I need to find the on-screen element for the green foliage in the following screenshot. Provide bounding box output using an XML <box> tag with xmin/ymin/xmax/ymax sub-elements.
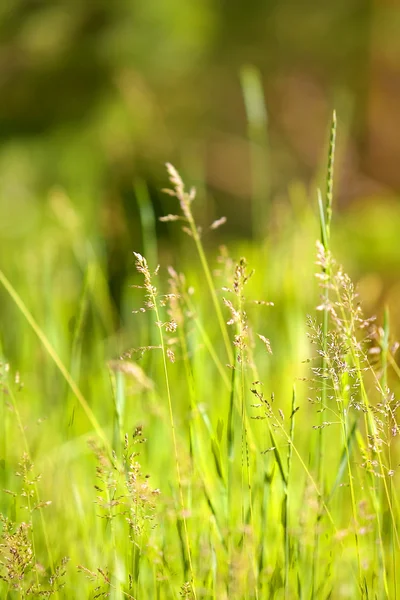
<box><xmin>1</xmin><ymin>161</ymin><xmax>400</xmax><ymax>599</ymax></box>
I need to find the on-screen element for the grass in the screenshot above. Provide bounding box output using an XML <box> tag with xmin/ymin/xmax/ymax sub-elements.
<box><xmin>1</xmin><ymin>144</ymin><xmax>400</xmax><ymax>599</ymax></box>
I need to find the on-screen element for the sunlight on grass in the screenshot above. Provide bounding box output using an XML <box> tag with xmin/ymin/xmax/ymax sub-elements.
<box><xmin>1</xmin><ymin>149</ymin><xmax>400</xmax><ymax>599</ymax></box>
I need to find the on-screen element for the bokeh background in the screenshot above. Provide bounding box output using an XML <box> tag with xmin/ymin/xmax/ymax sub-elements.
<box><xmin>1</xmin><ymin>0</ymin><xmax>400</xmax><ymax>336</ymax></box>
<box><xmin>2</xmin><ymin>4</ymin><xmax>400</xmax><ymax>595</ymax></box>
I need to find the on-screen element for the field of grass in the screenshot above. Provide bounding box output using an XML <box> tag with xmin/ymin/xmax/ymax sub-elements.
<box><xmin>1</xmin><ymin>120</ymin><xmax>400</xmax><ymax>599</ymax></box>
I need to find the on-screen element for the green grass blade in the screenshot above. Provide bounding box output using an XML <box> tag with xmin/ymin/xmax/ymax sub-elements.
<box><xmin>0</xmin><ymin>268</ymin><xmax>111</xmax><ymax>455</ymax></box>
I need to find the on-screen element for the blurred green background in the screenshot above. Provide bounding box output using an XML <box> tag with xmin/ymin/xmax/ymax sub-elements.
<box><xmin>1</xmin><ymin>5</ymin><xmax>400</xmax><ymax>595</ymax></box>
<box><xmin>1</xmin><ymin>0</ymin><xmax>400</xmax><ymax>329</ymax></box>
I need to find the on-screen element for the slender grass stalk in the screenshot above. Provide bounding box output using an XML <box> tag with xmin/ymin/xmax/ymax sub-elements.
<box><xmin>380</xmin><ymin>306</ymin><xmax>395</xmax><ymax>597</ymax></box>
<box><xmin>154</xmin><ymin>310</ymin><xmax>197</xmax><ymax>597</ymax></box>
<box><xmin>226</xmin><ymin>355</ymin><xmax>236</xmax><ymax>599</ymax></box>
<box><xmin>189</xmin><ymin>219</ymin><xmax>233</xmax><ymax>364</ymax></box>
<box><xmin>183</xmin><ymin>291</ymin><xmax>231</xmax><ymax>389</ymax></box>
<box><xmin>236</xmin><ymin>263</ymin><xmax>258</xmax><ymax>599</ymax></box>
<box><xmin>381</xmin><ymin>307</ymin><xmax>396</xmax><ymax>596</ymax></box>
<box><xmin>313</xmin><ymin>110</ymin><xmax>336</xmax><ymax>595</ymax></box>
<box><xmin>133</xmin><ymin>253</ymin><xmax>197</xmax><ymax>598</ymax></box>
<box><xmin>326</xmin><ymin>420</ymin><xmax>357</xmax><ymax>504</ymax></box>
<box><xmin>284</xmin><ymin>387</ymin><xmax>297</xmax><ymax>599</ymax></box>
<box><xmin>341</xmin><ymin>395</ymin><xmax>362</xmax><ymax>582</ymax></box>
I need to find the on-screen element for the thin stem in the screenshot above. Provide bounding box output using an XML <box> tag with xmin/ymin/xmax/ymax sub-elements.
<box><xmin>188</xmin><ymin>215</ymin><xmax>233</xmax><ymax>365</ymax></box>
<box><xmin>147</xmin><ymin>273</ymin><xmax>197</xmax><ymax>598</ymax></box>
<box><xmin>313</xmin><ymin>110</ymin><xmax>336</xmax><ymax>595</ymax></box>
<box><xmin>284</xmin><ymin>388</ymin><xmax>296</xmax><ymax>599</ymax></box>
<box><xmin>237</xmin><ymin>283</ymin><xmax>258</xmax><ymax>600</ymax></box>
<box><xmin>183</xmin><ymin>291</ymin><xmax>231</xmax><ymax>388</ymax></box>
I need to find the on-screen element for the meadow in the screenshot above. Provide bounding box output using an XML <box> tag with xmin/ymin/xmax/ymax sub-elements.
<box><xmin>1</xmin><ymin>116</ymin><xmax>400</xmax><ymax>599</ymax></box>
